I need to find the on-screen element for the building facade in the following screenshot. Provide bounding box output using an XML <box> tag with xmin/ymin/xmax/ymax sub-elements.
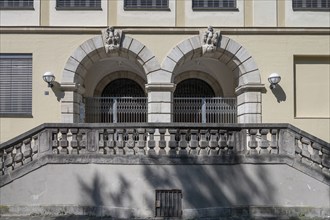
<box><xmin>0</xmin><ymin>0</ymin><xmax>330</xmax><ymax>218</ymax></box>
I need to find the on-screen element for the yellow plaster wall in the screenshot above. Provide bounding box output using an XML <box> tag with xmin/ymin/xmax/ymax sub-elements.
<box><xmin>0</xmin><ymin>33</ymin><xmax>329</xmax><ymax>143</ymax></box>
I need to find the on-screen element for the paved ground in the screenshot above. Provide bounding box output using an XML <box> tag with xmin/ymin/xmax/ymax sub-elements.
<box><xmin>0</xmin><ymin>216</ymin><xmax>329</xmax><ymax>220</ymax></box>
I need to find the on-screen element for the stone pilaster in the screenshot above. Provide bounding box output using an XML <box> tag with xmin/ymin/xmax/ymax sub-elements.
<box><xmin>235</xmin><ymin>83</ymin><xmax>265</xmax><ymax>123</ymax></box>
<box><xmin>146</xmin><ymin>83</ymin><xmax>176</xmax><ymax>123</ymax></box>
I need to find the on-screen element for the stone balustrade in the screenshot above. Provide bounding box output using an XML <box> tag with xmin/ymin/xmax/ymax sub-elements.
<box><xmin>0</xmin><ymin>123</ymin><xmax>329</xmax><ymax>186</ymax></box>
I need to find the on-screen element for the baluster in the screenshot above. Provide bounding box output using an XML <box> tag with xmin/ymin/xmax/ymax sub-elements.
<box><xmin>178</xmin><ymin>130</ymin><xmax>188</xmax><ymax>156</ymax></box>
<box><xmin>248</xmin><ymin>129</ymin><xmax>258</xmax><ymax>155</ymax></box>
<box><xmin>300</xmin><ymin>137</ymin><xmax>311</xmax><ymax>159</ymax></box>
<box><xmin>158</xmin><ymin>129</ymin><xmax>167</xmax><ymax>155</ymax></box>
<box><xmin>23</xmin><ymin>138</ymin><xmax>32</xmax><ymax>163</ymax></box>
<box><xmin>0</xmin><ymin>150</ymin><xmax>4</xmax><ymax>175</ymax></box>
<box><xmin>168</xmin><ymin>129</ymin><xmax>178</xmax><ymax>156</ymax></box>
<box><xmin>4</xmin><ymin>147</ymin><xmax>14</xmax><ymax>173</ymax></box>
<box><xmin>311</xmin><ymin>142</ymin><xmax>322</xmax><ymax>166</ymax></box>
<box><xmin>147</xmin><ymin>129</ymin><xmax>156</xmax><ymax>155</ymax></box>
<box><xmin>79</xmin><ymin>129</ymin><xmax>87</xmax><ymax>154</ymax></box>
<box><xmin>98</xmin><ymin>129</ymin><xmax>105</xmax><ymax>154</ymax></box>
<box><xmin>106</xmin><ymin>129</ymin><xmax>115</xmax><ymax>155</ymax></box>
<box><xmin>52</xmin><ymin>129</ymin><xmax>59</xmax><ymax>154</ymax></box>
<box><xmin>70</xmin><ymin>128</ymin><xmax>79</xmax><ymax>154</ymax></box>
<box><xmin>227</xmin><ymin>131</ymin><xmax>235</xmax><ymax>155</ymax></box>
<box><xmin>60</xmin><ymin>129</ymin><xmax>69</xmax><ymax>154</ymax></box>
<box><xmin>259</xmin><ymin>129</ymin><xmax>270</xmax><ymax>154</ymax></box>
<box><xmin>14</xmin><ymin>143</ymin><xmax>23</xmax><ymax>168</ymax></box>
<box><xmin>321</xmin><ymin>146</ymin><xmax>330</xmax><ymax>170</ymax></box>
<box><xmin>125</xmin><ymin>129</ymin><xmax>135</xmax><ymax>155</ymax></box>
<box><xmin>189</xmin><ymin>129</ymin><xmax>199</xmax><ymax>156</ymax></box>
<box><xmin>218</xmin><ymin>130</ymin><xmax>227</xmax><ymax>155</ymax></box>
<box><xmin>32</xmin><ymin>135</ymin><xmax>39</xmax><ymax>159</ymax></box>
<box><xmin>209</xmin><ymin>130</ymin><xmax>219</xmax><ymax>156</ymax></box>
<box><xmin>116</xmin><ymin>129</ymin><xmax>125</xmax><ymax>155</ymax></box>
<box><xmin>199</xmin><ymin>129</ymin><xmax>208</xmax><ymax>156</ymax></box>
<box><xmin>270</xmin><ymin>129</ymin><xmax>278</xmax><ymax>154</ymax></box>
<box><xmin>137</xmin><ymin>128</ymin><xmax>146</xmax><ymax>155</ymax></box>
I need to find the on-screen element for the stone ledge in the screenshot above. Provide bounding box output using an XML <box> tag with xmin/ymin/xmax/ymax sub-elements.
<box><xmin>2</xmin><ymin>153</ymin><xmax>330</xmax><ymax>187</ymax></box>
<box><xmin>1</xmin><ymin>205</ymin><xmax>329</xmax><ymax>219</ymax></box>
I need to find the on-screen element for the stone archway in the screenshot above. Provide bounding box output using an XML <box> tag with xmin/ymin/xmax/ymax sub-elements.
<box><xmin>60</xmin><ymin>28</ymin><xmax>160</xmax><ymax>123</ymax></box>
<box><xmin>159</xmin><ymin>29</ymin><xmax>265</xmax><ymax>123</ymax></box>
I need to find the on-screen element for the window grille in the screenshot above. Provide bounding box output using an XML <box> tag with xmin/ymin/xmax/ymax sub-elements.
<box><xmin>293</xmin><ymin>0</ymin><xmax>330</xmax><ymax>9</ymax></box>
<box><xmin>124</xmin><ymin>0</ymin><xmax>169</xmax><ymax>9</ymax></box>
<box><xmin>155</xmin><ymin>190</ymin><xmax>182</xmax><ymax>217</ymax></box>
<box><xmin>192</xmin><ymin>0</ymin><xmax>237</xmax><ymax>10</ymax></box>
<box><xmin>0</xmin><ymin>0</ymin><xmax>33</xmax><ymax>9</ymax></box>
<box><xmin>0</xmin><ymin>54</ymin><xmax>32</xmax><ymax>117</ymax></box>
<box><xmin>56</xmin><ymin>0</ymin><xmax>101</xmax><ymax>10</ymax></box>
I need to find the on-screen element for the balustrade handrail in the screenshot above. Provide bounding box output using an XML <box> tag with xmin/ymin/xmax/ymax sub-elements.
<box><xmin>0</xmin><ymin>123</ymin><xmax>329</xmax><ymax>186</ymax></box>
<box><xmin>0</xmin><ymin>123</ymin><xmax>329</xmax><ymax>149</ymax></box>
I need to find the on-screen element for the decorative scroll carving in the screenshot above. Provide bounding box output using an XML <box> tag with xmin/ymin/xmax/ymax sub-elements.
<box><xmin>202</xmin><ymin>26</ymin><xmax>220</xmax><ymax>54</ymax></box>
<box><xmin>102</xmin><ymin>26</ymin><xmax>121</xmax><ymax>53</ymax></box>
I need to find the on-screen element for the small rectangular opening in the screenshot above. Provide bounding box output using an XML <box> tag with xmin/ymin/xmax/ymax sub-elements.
<box><xmin>155</xmin><ymin>189</ymin><xmax>182</xmax><ymax>217</ymax></box>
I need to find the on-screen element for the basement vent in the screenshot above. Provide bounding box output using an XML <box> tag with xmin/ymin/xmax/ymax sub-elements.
<box><xmin>155</xmin><ymin>189</ymin><xmax>182</xmax><ymax>217</ymax></box>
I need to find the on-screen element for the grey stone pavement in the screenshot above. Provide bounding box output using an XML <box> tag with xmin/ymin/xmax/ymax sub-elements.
<box><xmin>0</xmin><ymin>216</ymin><xmax>329</xmax><ymax>220</ymax></box>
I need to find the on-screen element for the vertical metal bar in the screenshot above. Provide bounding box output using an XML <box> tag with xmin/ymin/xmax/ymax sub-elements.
<box><xmin>113</xmin><ymin>98</ymin><xmax>117</xmax><ymax>123</ymax></box>
<box><xmin>202</xmin><ymin>98</ymin><xmax>206</xmax><ymax>123</ymax></box>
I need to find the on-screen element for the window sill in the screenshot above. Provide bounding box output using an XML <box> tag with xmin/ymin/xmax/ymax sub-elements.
<box><xmin>0</xmin><ymin>113</ymin><xmax>33</xmax><ymax>118</ymax></box>
<box><xmin>0</xmin><ymin>7</ymin><xmax>34</xmax><ymax>10</ymax></box>
<box><xmin>192</xmin><ymin>7</ymin><xmax>239</xmax><ymax>11</ymax></box>
<box><xmin>124</xmin><ymin>7</ymin><xmax>171</xmax><ymax>11</ymax></box>
<box><xmin>55</xmin><ymin>7</ymin><xmax>102</xmax><ymax>11</ymax></box>
<box><xmin>292</xmin><ymin>8</ymin><xmax>330</xmax><ymax>11</ymax></box>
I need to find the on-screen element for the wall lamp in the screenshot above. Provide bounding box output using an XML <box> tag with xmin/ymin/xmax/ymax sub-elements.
<box><xmin>43</xmin><ymin>72</ymin><xmax>55</xmax><ymax>88</ymax></box>
<box><xmin>268</xmin><ymin>73</ymin><xmax>281</xmax><ymax>89</ymax></box>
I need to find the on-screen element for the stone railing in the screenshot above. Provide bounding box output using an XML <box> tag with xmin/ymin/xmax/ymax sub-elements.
<box><xmin>0</xmin><ymin>123</ymin><xmax>329</xmax><ymax>186</ymax></box>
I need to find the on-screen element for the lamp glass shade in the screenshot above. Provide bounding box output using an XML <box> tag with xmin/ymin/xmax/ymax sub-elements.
<box><xmin>268</xmin><ymin>73</ymin><xmax>281</xmax><ymax>85</ymax></box>
<box><xmin>43</xmin><ymin>72</ymin><xmax>55</xmax><ymax>83</ymax></box>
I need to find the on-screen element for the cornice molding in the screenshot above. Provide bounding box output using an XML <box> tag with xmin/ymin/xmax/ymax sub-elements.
<box><xmin>0</xmin><ymin>26</ymin><xmax>329</xmax><ymax>35</ymax></box>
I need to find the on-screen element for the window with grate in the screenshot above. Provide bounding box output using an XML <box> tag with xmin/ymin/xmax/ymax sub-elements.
<box><xmin>56</xmin><ymin>0</ymin><xmax>101</xmax><ymax>10</ymax></box>
<box><xmin>192</xmin><ymin>0</ymin><xmax>237</xmax><ymax>10</ymax></box>
<box><xmin>124</xmin><ymin>0</ymin><xmax>169</xmax><ymax>10</ymax></box>
<box><xmin>292</xmin><ymin>0</ymin><xmax>330</xmax><ymax>10</ymax></box>
<box><xmin>0</xmin><ymin>54</ymin><xmax>32</xmax><ymax>117</ymax></box>
<box><xmin>155</xmin><ymin>190</ymin><xmax>182</xmax><ymax>217</ymax></box>
<box><xmin>0</xmin><ymin>0</ymin><xmax>33</xmax><ymax>10</ymax></box>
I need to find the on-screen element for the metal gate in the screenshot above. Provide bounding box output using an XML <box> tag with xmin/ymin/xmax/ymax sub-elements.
<box><xmin>173</xmin><ymin>97</ymin><xmax>237</xmax><ymax>123</ymax></box>
<box><xmin>85</xmin><ymin>97</ymin><xmax>147</xmax><ymax>123</ymax></box>
<box><xmin>155</xmin><ymin>189</ymin><xmax>182</xmax><ymax>217</ymax></box>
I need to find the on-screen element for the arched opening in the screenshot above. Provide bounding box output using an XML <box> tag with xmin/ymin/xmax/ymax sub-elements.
<box><xmin>161</xmin><ymin>33</ymin><xmax>265</xmax><ymax>123</ymax></box>
<box><xmin>173</xmin><ymin>78</ymin><xmax>236</xmax><ymax>123</ymax></box>
<box><xmin>85</xmin><ymin>78</ymin><xmax>147</xmax><ymax>123</ymax></box>
<box><xmin>101</xmin><ymin>78</ymin><xmax>145</xmax><ymax>97</ymax></box>
<box><xmin>174</xmin><ymin>79</ymin><xmax>215</xmax><ymax>98</ymax></box>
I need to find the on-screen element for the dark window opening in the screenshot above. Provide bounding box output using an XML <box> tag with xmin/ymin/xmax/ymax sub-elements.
<box><xmin>56</xmin><ymin>0</ymin><xmax>101</xmax><ymax>10</ymax></box>
<box><xmin>101</xmin><ymin>78</ymin><xmax>145</xmax><ymax>97</ymax></box>
<box><xmin>174</xmin><ymin>78</ymin><xmax>215</xmax><ymax>98</ymax></box>
<box><xmin>0</xmin><ymin>0</ymin><xmax>33</xmax><ymax>10</ymax></box>
<box><xmin>292</xmin><ymin>0</ymin><xmax>330</xmax><ymax>10</ymax></box>
<box><xmin>192</xmin><ymin>0</ymin><xmax>237</xmax><ymax>10</ymax></box>
<box><xmin>124</xmin><ymin>0</ymin><xmax>169</xmax><ymax>10</ymax></box>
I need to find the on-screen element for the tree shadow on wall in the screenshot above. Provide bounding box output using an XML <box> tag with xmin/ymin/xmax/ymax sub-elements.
<box><xmin>142</xmin><ymin>156</ymin><xmax>278</xmax><ymax>219</ymax></box>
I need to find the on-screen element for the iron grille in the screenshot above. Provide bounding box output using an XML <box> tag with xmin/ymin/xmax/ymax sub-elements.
<box><xmin>155</xmin><ymin>189</ymin><xmax>182</xmax><ymax>217</ymax></box>
<box><xmin>292</xmin><ymin>0</ymin><xmax>330</xmax><ymax>9</ymax></box>
<box><xmin>56</xmin><ymin>0</ymin><xmax>101</xmax><ymax>9</ymax></box>
<box><xmin>173</xmin><ymin>97</ymin><xmax>237</xmax><ymax>123</ymax></box>
<box><xmin>124</xmin><ymin>0</ymin><xmax>169</xmax><ymax>9</ymax></box>
<box><xmin>85</xmin><ymin>97</ymin><xmax>147</xmax><ymax>123</ymax></box>
<box><xmin>192</xmin><ymin>0</ymin><xmax>236</xmax><ymax>9</ymax></box>
<box><xmin>0</xmin><ymin>0</ymin><xmax>33</xmax><ymax>9</ymax></box>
